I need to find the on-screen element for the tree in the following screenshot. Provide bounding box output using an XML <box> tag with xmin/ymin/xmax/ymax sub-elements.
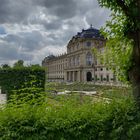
<box><xmin>97</xmin><ymin>0</ymin><xmax>140</xmax><ymax>105</ymax></box>
<box><xmin>1</xmin><ymin>64</ymin><xmax>10</xmax><ymax>69</ymax></box>
<box><xmin>13</xmin><ymin>60</ymin><xmax>24</xmax><ymax>68</ymax></box>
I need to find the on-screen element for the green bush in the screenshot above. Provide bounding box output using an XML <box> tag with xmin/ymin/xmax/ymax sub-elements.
<box><xmin>10</xmin><ymin>88</ymin><xmax>45</xmax><ymax>105</ymax></box>
<box><xmin>0</xmin><ymin>94</ymin><xmax>140</xmax><ymax>140</ymax></box>
<box><xmin>0</xmin><ymin>67</ymin><xmax>45</xmax><ymax>99</ymax></box>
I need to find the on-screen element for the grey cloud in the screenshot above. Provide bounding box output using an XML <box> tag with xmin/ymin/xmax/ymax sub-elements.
<box><xmin>0</xmin><ymin>26</ymin><xmax>6</xmax><ymax>34</ymax></box>
<box><xmin>18</xmin><ymin>31</ymin><xmax>44</xmax><ymax>51</ymax></box>
<box><xmin>43</xmin><ymin>21</ymin><xmax>62</xmax><ymax>31</ymax></box>
<box><xmin>0</xmin><ymin>30</ymin><xmax>45</xmax><ymax>62</ymax></box>
<box><xmin>0</xmin><ymin>42</ymin><xmax>19</xmax><ymax>60</ymax></box>
<box><xmin>35</xmin><ymin>0</ymin><xmax>78</xmax><ymax>19</ymax></box>
<box><xmin>0</xmin><ymin>41</ymin><xmax>33</xmax><ymax>61</ymax></box>
<box><xmin>0</xmin><ymin>0</ymin><xmax>35</xmax><ymax>23</ymax></box>
<box><xmin>0</xmin><ymin>0</ymin><xmax>110</xmax><ymax>27</ymax></box>
<box><xmin>29</xmin><ymin>17</ymin><xmax>63</xmax><ymax>31</ymax></box>
<box><xmin>3</xmin><ymin>34</ymin><xmax>21</xmax><ymax>43</ymax></box>
<box><xmin>85</xmin><ymin>9</ymin><xmax>110</xmax><ymax>28</ymax></box>
<box><xmin>0</xmin><ymin>0</ymin><xmax>78</xmax><ymax>24</ymax></box>
<box><xmin>2</xmin><ymin>31</ymin><xmax>44</xmax><ymax>51</ymax></box>
<box><xmin>31</xmin><ymin>0</ymin><xmax>109</xmax><ymax>30</ymax></box>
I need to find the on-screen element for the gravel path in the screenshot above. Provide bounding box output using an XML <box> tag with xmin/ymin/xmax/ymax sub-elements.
<box><xmin>57</xmin><ymin>90</ymin><xmax>97</xmax><ymax>95</ymax></box>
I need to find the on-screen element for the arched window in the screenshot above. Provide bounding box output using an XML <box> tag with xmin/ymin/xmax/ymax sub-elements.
<box><xmin>77</xmin><ymin>56</ymin><xmax>80</xmax><ymax>65</ymax></box>
<box><xmin>73</xmin><ymin>57</ymin><xmax>75</xmax><ymax>66</ymax></box>
<box><xmin>69</xmin><ymin>58</ymin><xmax>72</xmax><ymax>66</ymax></box>
<box><xmin>77</xmin><ymin>43</ymin><xmax>79</xmax><ymax>50</ymax></box>
<box><xmin>75</xmin><ymin>56</ymin><xmax>80</xmax><ymax>65</ymax></box>
<box><xmin>86</xmin><ymin>52</ymin><xmax>92</xmax><ymax>65</ymax></box>
<box><xmin>72</xmin><ymin>46</ymin><xmax>74</xmax><ymax>52</ymax></box>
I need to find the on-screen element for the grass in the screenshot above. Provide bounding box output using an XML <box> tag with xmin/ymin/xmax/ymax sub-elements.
<box><xmin>45</xmin><ymin>82</ymin><xmax>132</xmax><ymax>100</ymax></box>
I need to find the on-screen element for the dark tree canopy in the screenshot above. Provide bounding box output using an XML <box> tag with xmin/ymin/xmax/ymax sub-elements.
<box><xmin>13</xmin><ymin>60</ymin><xmax>24</xmax><ymax>68</ymax></box>
<box><xmin>1</xmin><ymin>64</ymin><xmax>10</xmax><ymax>69</ymax></box>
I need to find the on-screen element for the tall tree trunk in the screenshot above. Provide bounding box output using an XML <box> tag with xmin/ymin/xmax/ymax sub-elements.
<box><xmin>129</xmin><ymin>30</ymin><xmax>140</xmax><ymax>107</ymax></box>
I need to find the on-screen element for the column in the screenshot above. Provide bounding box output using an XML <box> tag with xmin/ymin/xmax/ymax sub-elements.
<box><xmin>67</xmin><ymin>72</ymin><xmax>69</xmax><ymax>81</ymax></box>
<box><xmin>73</xmin><ymin>71</ymin><xmax>75</xmax><ymax>82</ymax></box>
<box><xmin>80</xmin><ymin>70</ymin><xmax>83</xmax><ymax>82</ymax></box>
<box><xmin>64</xmin><ymin>71</ymin><xmax>67</xmax><ymax>81</ymax></box>
<box><xmin>68</xmin><ymin>72</ymin><xmax>71</xmax><ymax>81</ymax></box>
<box><xmin>70</xmin><ymin>71</ymin><xmax>73</xmax><ymax>82</ymax></box>
<box><xmin>77</xmin><ymin>71</ymin><xmax>80</xmax><ymax>82</ymax></box>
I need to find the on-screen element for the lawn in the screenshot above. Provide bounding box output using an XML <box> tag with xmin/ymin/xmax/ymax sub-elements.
<box><xmin>45</xmin><ymin>82</ymin><xmax>132</xmax><ymax>100</ymax></box>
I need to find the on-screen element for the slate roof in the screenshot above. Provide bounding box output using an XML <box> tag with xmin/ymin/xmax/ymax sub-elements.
<box><xmin>45</xmin><ymin>55</ymin><xmax>56</xmax><ymax>60</ymax></box>
<box><xmin>74</xmin><ymin>25</ymin><xmax>104</xmax><ymax>39</ymax></box>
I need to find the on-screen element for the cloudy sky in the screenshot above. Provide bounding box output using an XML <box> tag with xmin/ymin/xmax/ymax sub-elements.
<box><xmin>0</xmin><ymin>0</ymin><xmax>110</xmax><ymax>66</ymax></box>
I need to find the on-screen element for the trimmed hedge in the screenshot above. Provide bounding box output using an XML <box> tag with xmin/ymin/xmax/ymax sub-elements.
<box><xmin>0</xmin><ymin>95</ymin><xmax>140</xmax><ymax>140</ymax></box>
<box><xmin>0</xmin><ymin>67</ymin><xmax>45</xmax><ymax>99</ymax></box>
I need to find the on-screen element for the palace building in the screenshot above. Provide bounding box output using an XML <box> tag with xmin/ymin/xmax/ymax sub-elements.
<box><xmin>42</xmin><ymin>25</ymin><xmax>116</xmax><ymax>83</ymax></box>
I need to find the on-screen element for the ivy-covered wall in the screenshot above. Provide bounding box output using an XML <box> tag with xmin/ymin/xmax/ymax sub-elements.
<box><xmin>0</xmin><ymin>67</ymin><xmax>45</xmax><ymax>99</ymax></box>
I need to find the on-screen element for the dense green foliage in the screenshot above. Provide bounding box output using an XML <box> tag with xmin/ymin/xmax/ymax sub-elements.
<box><xmin>97</xmin><ymin>0</ymin><xmax>140</xmax><ymax>81</ymax></box>
<box><xmin>94</xmin><ymin>11</ymin><xmax>133</xmax><ymax>81</ymax></box>
<box><xmin>97</xmin><ymin>0</ymin><xmax>140</xmax><ymax>105</ymax></box>
<box><xmin>98</xmin><ymin>0</ymin><xmax>140</xmax><ymax>33</ymax></box>
<box><xmin>0</xmin><ymin>66</ymin><xmax>45</xmax><ymax>99</ymax></box>
<box><xmin>0</xmin><ymin>93</ymin><xmax>140</xmax><ymax>140</ymax></box>
<box><xmin>98</xmin><ymin>13</ymin><xmax>133</xmax><ymax>81</ymax></box>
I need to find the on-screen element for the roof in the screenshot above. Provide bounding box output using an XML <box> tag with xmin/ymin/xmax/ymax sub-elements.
<box><xmin>45</xmin><ymin>55</ymin><xmax>56</xmax><ymax>60</ymax></box>
<box><xmin>74</xmin><ymin>25</ymin><xmax>104</xmax><ymax>39</ymax></box>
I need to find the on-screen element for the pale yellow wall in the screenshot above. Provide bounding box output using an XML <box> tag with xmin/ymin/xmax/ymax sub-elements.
<box><xmin>44</xmin><ymin>36</ymin><xmax>116</xmax><ymax>83</ymax></box>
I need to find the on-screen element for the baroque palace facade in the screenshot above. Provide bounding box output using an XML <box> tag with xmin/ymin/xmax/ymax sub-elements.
<box><xmin>42</xmin><ymin>26</ymin><xmax>116</xmax><ymax>83</ymax></box>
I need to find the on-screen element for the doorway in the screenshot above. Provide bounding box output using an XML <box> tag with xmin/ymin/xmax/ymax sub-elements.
<box><xmin>87</xmin><ymin>72</ymin><xmax>92</xmax><ymax>81</ymax></box>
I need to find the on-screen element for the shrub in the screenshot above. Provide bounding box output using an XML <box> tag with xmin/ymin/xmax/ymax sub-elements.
<box><xmin>0</xmin><ymin>67</ymin><xmax>45</xmax><ymax>99</ymax></box>
<box><xmin>0</xmin><ymin>94</ymin><xmax>140</xmax><ymax>140</ymax></box>
<box><xmin>9</xmin><ymin>87</ymin><xmax>45</xmax><ymax>105</ymax></box>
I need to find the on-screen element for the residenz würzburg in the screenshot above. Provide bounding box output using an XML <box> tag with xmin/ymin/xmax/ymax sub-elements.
<box><xmin>42</xmin><ymin>25</ymin><xmax>117</xmax><ymax>84</ymax></box>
